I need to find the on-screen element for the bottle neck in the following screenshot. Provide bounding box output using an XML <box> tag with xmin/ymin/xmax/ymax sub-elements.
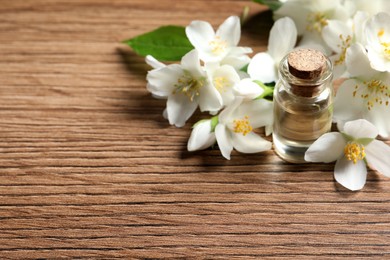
<box><xmin>278</xmin><ymin>54</ymin><xmax>333</xmax><ymax>98</ymax></box>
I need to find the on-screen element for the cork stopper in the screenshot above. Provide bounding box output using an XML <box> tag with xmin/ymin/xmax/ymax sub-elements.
<box><xmin>287</xmin><ymin>48</ymin><xmax>326</xmax><ymax>97</ymax></box>
<box><xmin>288</xmin><ymin>48</ymin><xmax>326</xmax><ymax>80</ymax></box>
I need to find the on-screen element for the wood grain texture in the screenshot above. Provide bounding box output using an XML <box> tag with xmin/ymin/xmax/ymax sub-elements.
<box><xmin>0</xmin><ymin>0</ymin><xmax>389</xmax><ymax>259</ymax></box>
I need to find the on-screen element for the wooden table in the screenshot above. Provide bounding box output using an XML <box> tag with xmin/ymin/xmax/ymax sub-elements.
<box><xmin>1</xmin><ymin>0</ymin><xmax>389</xmax><ymax>258</ymax></box>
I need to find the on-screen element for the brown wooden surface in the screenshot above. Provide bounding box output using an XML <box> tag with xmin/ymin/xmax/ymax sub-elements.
<box><xmin>0</xmin><ymin>0</ymin><xmax>389</xmax><ymax>259</ymax></box>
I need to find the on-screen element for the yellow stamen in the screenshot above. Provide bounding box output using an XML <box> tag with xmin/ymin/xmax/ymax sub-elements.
<box><xmin>213</xmin><ymin>77</ymin><xmax>229</xmax><ymax>92</ymax></box>
<box><xmin>378</xmin><ymin>29</ymin><xmax>385</xmax><ymax>37</ymax></box>
<box><xmin>344</xmin><ymin>142</ymin><xmax>366</xmax><ymax>164</ymax></box>
<box><xmin>335</xmin><ymin>34</ymin><xmax>352</xmax><ymax>65</ymax></box>
<box><xmin>306</xmin><ymin>12</ymin><xmax>328</xmax><ymax>33</ymax></box>
<box><xmin>353</xmin><ymin>80</ymin><xmax>390</xmax><ymax>110</ymax></box>
<box><xmin>209</xmin><ymin>36</ymin><xmax>227</xmax><ymax>55</ymax></box>
<box><xmin>233</xmin><ymin>116</ymin><xmax>252</xmax><ymax>136</ymax></box>
<box><xmin>173</xmin><ymin>71</ymin><xmax>205</xmax><ymax>101</ymax></box>
<box><xmin>377</xmin><ymin>29</ymin><xmax>390</xmax><ymax>59</ymax></box>
<box><xmin>381</xmin><ymin>41</ymin><xmax>390</xmax><ymax>59</ymax></box>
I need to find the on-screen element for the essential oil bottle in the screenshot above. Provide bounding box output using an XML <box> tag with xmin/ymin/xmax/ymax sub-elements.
<box><xmin>273</xmin><ymin>48</ymin><xmax>333</xmax><ymax>163</ymax></box>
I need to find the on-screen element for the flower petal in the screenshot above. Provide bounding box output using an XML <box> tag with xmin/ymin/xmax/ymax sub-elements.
<box><xmin>213</xmin><ymin>64</ymin><xmax>241</xmax><ymax>84</ymax></box>
<box><xmin>334</xmin><ymin>157</ymin><xmax>367</xmax><ymax>191</ymax></box>
<box><xmin>332</xmin><ymin>0</ymin><xmax>354</xmax><ymax>20</ymax></box>
<box><xmin>333</xmin><ymin>79</ymin><xmax>364</xmax><ymax>121</ymax></box>
<box><xmin>149</xmin><ymin>88</ymin><xmax>167</xmax><ymax>100</ymax></box>
<box><xmin>298</xmin><ymin>32</ymin><xmax>331</xmax><ymax>55</ymax></box>
<box><xmin>365</xmin><ymin>12</ymin><xmax>390</xmax><ymax>50</ymax></box>
<box><xmin>265</xmin><ymin>124</ymin><xmax>273</xmax><ymax>136</ymax></box>
<box><xmin>166</xmin><ymin>94</ymin><xmax>197</xmax><ymax>127</ymax></box>
<box><xmin>186</xmin><ymin>20</ymin><xmax>215</xmax><ymax>50</ymax></box>
<box><xmin>198</xmin><ymin>83</ymin><xmax>223</xmax><ymax>112</ymax></box>
<box><xmin>322</xmin><ymin>20</ymin><xmax>351</xmax><ymax>53</ymax></box>
<box><xmin>329</xmin><ymin>54</ymin><xmax>347</xmax><ymax>79</ymax></box>
<box><xmin>222</xmin><ymin>47</ymin><xmax>252</xmax><ymax>70</ymax></box>
<box><xmin>218</xmin><ymin>97</ymin><xmax>243</xmax><ymax>124</ymax></box>
<box><xmin>365</xmin><ymin>12</ymin><xmax>390</xmax><ymax>72</ymax></box>
<box><xmin>236</xmin><ymin>99</ymin><xmax>273</xmax><ymax>128</ymax></box>
<box><xmin>268</xmin><ymin>17</ymin><xmax>297</xmax><ymax>63</ymax></box>
<box><xmin>366</xmin><ymin>47</ymin><xmax>390</xmax><ymax>72</ymax></box>
<box><xmin>145</xmin><ymin>55</ymin><xmax>165</xmax><ymax>69</ymax></box>
<box><xmin>354</xmin><ymin>0</ymin><xmax>390</xmax><ymax>16</ymax></box>
<box><xmin>365</xmin><ymin>140</ymin><xmax>390</xmax><ymax>177</ymax></box>
<box><xmin>365</xmin><ymin>102</ymin><xmax>390</xmax><ymax>138</ymax></box>
<box><xmin>216</xmin><ymin>16</ymin><xmax>240</xmax><ymax>46</ymax></box>
<box><xmin>211</xmin><ymin>64</ymin><xmax>240</xmax><ymax>106</ymax></box>
<box><xmin>304</xmin><ymin>132</ymin><xmax>346</xmax><ymax>163</ymax></box>
<box><xmin>233</xmin><ymin>78</ymin><xmax>264</xmax><ymax>100</ymax></box>
<box><xmin>215</xmin><ymin>124</ymin><xmax>233</xmax><ymax>160</ymax></box>
<box><xmin>146</xmin><ymin>64</ymin><xmax>182</xmax><ymax>97</ymax></box>
<box><xmin>187</xmin><ymin>120</ymin><xmax>216</xmax><ymax>151</ymax></box>
<box><xmin>247</xmin><ymin>52</ymin><xmax>276</xmax><ymax>83</ymax></box>
<box><xmin>163</xmin><ymin>108</ymin><xmax>168</xmax><ymax>119</ymax></box>
<box><xmin>222</xmin><ymin>54</ymin><xmax>251</xmax><ymax>71</ymax></box>
<box><xmin>343</xmin><ymin>119</ymin><xmax>378</xmax><ymax>139</ymax></box>
<box><xmin>180</xmin><ymin>50</ymin><xmax>204</xmax><ymax>78</ymax></box>
<box><xmin>353</xmin><ymin>11</ymin><xmax>369</xmax><ymax>45</ymax></box>
<box><xmin>346</xmin><ymin>43</ymin><xmax>377</xmax><ymax>79</ymax></box>
<box><xmin>231</xmin><ymin>132</ymin><xmax>272</xmax><ymax>154</ymax></box>
<box><xmin>228</xmin><ymin>46</ymin><xmax>253</xmax><ymax>56</ymax></box>
<box><xmin>273</xmin><ymin>2</ymin><xmax>308</xmax><ymax>35</ymax></box>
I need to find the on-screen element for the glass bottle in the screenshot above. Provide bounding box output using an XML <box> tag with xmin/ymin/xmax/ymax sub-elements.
<box><xmin>273</xmin><ymin>48</ymin><xmax>333</xmax><ymax>163</ymax></box>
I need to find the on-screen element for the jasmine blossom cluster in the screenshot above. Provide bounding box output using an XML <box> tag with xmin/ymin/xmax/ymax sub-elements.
<box><xmin>141</xmin><ymin>0</ymin><xmax>390</xmax><ymax>190</ymax></box>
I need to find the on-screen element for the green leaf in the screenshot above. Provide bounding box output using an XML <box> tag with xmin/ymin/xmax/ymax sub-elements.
<box><xmin>253</xmin><ymin>80</ymin><xmax>275</xmax><ymax>100</ymax></box>
<box><xmin>123</xmin><ymin>25</ymin><xmax>194</xmax><ymax>61</ymax></box>
<box><xmin>252</xmin><ymin>0</ymin><xmax>282</xmax><ymax>11</ymax></box>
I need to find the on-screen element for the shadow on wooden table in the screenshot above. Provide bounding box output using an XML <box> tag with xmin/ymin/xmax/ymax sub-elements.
<box><xmin>242</xmin><ymin>9</ymin><xmax>273</xmax><ymax>39</ymax></box>
<box><xmin>116</xmin><ymin>46</ymin><xmax>149</xmax><ymax>80</ymax></box>
<box><xmin>116</xmin><ymin>46</ymin><xmax>173</xmax><ymax>128</ymax></box>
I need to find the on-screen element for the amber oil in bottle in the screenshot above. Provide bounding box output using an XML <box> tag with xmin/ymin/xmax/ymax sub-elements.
<box><xmin>273</xmin><ymin>49</ymin><xmax>333</xmax><ymax>163</ymax></box>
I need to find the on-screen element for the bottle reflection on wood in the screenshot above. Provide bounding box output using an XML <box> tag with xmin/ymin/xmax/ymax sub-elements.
<box><xmin>273</xmin><ymin>48</ymin><xmax>334</xmax><ymax>163</ymax></box>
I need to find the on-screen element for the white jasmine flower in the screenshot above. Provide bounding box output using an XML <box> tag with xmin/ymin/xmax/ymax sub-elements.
<box><xmin>274</xmin><ymin>0</ymin><xmax>353</xmax><ymax>54</ymax></box>
<box><xmin>247</xmin><ymin>17</ymin><xmax>297</xmax><ymax>83</ymax></box>
<box><xmin>305</xmin><ymin>119</ymin><xmax>390</xmax><ymax>191</ymax></box>
<box><xmin>215</xmin><ymin>97</ymin><xmax>273</xmax><ymax>160</ymax></box>
<box><xmin>146</xmin><ymin>50</ymin><xmax>222</xmax><ymax>127</ymax></box>
<box><xmin>322</xmin><ymin>11</ymin><xmax>369</xmax><ymax>78</ymax></box>
<box><xmin>187</xmin><ymin>118</ymin><xmax>217</xmax><ymax>152</ymax></box>
<box><xmin>275</xmin><ymin>0</ymin><xmax>353</xmax><ymax>35</ymax></box>
<box><xmin>333</xmin><ymin>43</ymin><xmax>390</xmax><ymax>138</ymax></box>
<box><xmin>185</xmin><ymin>16</ymin><xmax>252</xmax><ymax>69</ymax></box>
<box><xmin>206</xmin><ymin>63</ymin><xmax>241</xmax><ymax>108</ymax></box>
<box><xmin>187</xmin><ymin>80</ymin><xmax>272</xmax><ymax>154</ymax></box>
<box><xmin>365</xmin><ymin>12</ymin><xmax>390</xmax><ymax>72</ymax></box>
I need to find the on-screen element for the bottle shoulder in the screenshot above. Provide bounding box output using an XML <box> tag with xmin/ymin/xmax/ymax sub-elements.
<box><xmin>274</xmin><ymin>82</ymin><xmax>333</xmax><ymax>114</ymax></box>
<box><xmin>274</xmin><ymin>81</ymin><xmax>333</xmax><ymax>104</ymax></box>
